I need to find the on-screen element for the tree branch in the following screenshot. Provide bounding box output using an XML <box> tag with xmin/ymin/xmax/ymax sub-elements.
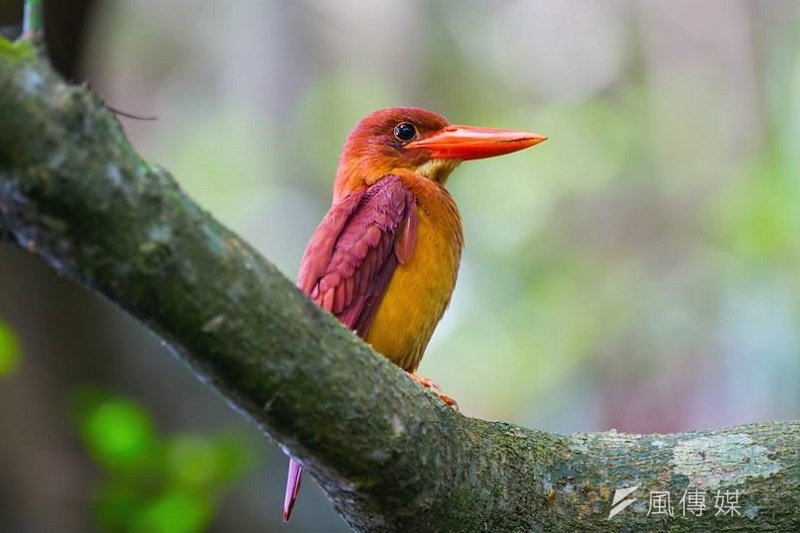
<box><xmin>0</xmin><ymin>39</ymin><xmax>797</xmax><ymax>532</ymax></box>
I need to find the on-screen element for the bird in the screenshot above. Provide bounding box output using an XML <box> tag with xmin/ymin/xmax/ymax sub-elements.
<box><xmin>283</xmin><ymin>106</ymin><xmax>546</xmax><ymax>521</ymax></box>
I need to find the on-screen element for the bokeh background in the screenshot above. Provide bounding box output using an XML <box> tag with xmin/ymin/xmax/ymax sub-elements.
<box><xmin>1</xmin><ymin>0</ymin><xmax>799</xmax><ymax>531</ymax></box>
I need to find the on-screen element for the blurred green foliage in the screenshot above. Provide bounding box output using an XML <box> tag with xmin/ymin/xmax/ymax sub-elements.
<box><xmin>73</xmin><ymin>389</ymin><xmax>256</xmax><ymax>533</ymax></box>
<box><xmin>714</xmin><ymin>157</ymin><xmax>800</xmax><ymax>266</ymax></box>
<box><xmin>0</xmin><ymin>320</ymin><xmax>20</xmax><ymax>377</ymax></box>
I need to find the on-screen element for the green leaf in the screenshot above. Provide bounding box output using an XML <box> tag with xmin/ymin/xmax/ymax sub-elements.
<box><xmin>212</xmin><ymin>431</ymin><xmax>257</xmax><ymax>483</ymax></box>
<box><xmin>92</xmin><ymin>482</ymin><xmax>143</xmax><ymax>532</ymax></box>
<box><xmin>132</xmin><ymin>489</ymin><xmax>212</xmax><ymax>533</ymax></box>
<box><xmin>166</xmin><ymin>434</ymin><xmax>219</xmax><ymax>487</ymax></box>
<box><xmin>79</xmin><ymin>397</ymin><xmax>157</xmax><ymax>471</ymax></box>
<box><xmin>166</xmin><ymin>431</ymin><xmax>257</xmax><ymax>488</ymax></box>
<box><xmin>0</xmin><ymin>37</ymin><xmax>36</xmax><ymax>61</ymax></box>
<box><xmin>0</xmin><ymin>321</ymin><xmax>20</xmax><ymax>377</ymax></box>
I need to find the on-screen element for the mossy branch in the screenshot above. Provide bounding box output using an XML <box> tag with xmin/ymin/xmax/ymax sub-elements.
<box><xmin>0</xmin><ymin>40</ymin><xmax>798</xmax><ymax>532</ymax></box>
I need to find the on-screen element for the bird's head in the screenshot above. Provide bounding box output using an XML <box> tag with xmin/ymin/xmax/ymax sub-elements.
<box><xmin>333</xmin><ymin>106</ymin><xmax>546</xmax><ymax>201</ymax></box>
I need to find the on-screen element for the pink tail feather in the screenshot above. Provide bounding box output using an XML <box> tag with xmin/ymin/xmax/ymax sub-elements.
<box><xmin>283</xmin><ymin>458</ymin><xmax>303</xmax><ymax>522</ymax></box>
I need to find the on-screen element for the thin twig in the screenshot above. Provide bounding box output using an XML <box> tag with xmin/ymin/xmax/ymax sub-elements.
<box><xmin>22</xmin><ymin>0</ymin><xmax>44</xmax><ymax>41</ymax></box>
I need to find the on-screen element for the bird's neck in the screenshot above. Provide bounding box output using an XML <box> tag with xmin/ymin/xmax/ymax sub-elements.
<box><xmin>333</xmin><ymin>154</ymin><xmax>394</xmax><ymax>202</ymax></box>
<box><xmin>397</xmin><ymin>171</ymin><xmax>464</xmax><ymax>250</ymax></box>
<box><xmin>332</xmin><ymin>157</ymin><xmax>460</xmax><ymax>204</ymax></box>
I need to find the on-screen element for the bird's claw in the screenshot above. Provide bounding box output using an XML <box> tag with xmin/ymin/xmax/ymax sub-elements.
<box><xmin>408</xmin><ymin>373</ymin><xmax>440</xmax><ymax>390</ymax></box>
<box><xmin>406</xmin><ymin>372</ymin><xmax>459</xmax><ymax>410</ymax></box>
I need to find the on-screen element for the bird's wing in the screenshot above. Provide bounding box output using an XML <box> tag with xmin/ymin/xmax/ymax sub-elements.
<box><xmin>285</xmin><ymin>176</ymin><xmax>416</xmax><ymax>523</ymax></box>
<box><xmin>297</xmin><ymin>175</ymin><xmax>417</xmax><ymax>336</ymax></box>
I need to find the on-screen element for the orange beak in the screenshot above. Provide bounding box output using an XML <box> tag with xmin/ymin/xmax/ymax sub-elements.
<box><xmin>404</xmin><ymin>125</ymin><xmax>547</xmax><ymax>161</ymax></box>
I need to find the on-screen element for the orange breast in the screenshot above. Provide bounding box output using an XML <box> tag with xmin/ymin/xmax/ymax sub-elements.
<box><xmin>364</xmin><ymin>182</ymin><xmax>462</xmax><ymax>371</ymax></box>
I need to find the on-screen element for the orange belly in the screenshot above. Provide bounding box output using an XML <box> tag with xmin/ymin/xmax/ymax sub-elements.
<box><xmin>364</xmin><ymin>205</ymin><xmax>462</xmax><ymax>371</ymax></box>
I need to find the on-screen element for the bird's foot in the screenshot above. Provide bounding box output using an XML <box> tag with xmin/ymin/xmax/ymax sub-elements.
<box><xmin>405</xmin><ymin>372</ymin><xmax>459</xmax><ymax>410</ymax></box>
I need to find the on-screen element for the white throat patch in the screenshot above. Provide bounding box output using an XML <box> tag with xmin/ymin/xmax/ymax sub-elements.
<box><xmin>415</xmin><ymin>159</ymin><xmax>460</xmax><ymax>184</ymax></box>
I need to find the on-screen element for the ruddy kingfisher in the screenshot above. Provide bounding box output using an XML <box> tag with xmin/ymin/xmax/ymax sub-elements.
<box><xmin>283</xmin><ymin>107</ymin><xmax>546</xmax><ymax>521</ymax></box>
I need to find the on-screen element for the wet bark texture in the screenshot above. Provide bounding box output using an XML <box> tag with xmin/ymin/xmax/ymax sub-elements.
<box><xmin>1</xmin><ymin>40</ymin><xmax>798</xmax><ymax>532</ymax></box>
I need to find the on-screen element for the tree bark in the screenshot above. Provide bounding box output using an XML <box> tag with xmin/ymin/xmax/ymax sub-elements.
<box><xmin>1</xmin><ymin>39</ymin><xmax>798</xmax><ymax>532</ymax></box>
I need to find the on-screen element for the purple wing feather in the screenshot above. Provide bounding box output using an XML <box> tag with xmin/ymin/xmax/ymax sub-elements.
<box><xmin>296</xmin><ymin>175</ymin><xmax>416</xmax><ymax>335</ymax></box>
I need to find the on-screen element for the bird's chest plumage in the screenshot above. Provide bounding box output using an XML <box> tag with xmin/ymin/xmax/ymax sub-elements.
<box><xmin>365</xmin><ymin>198</ymin><xmax>462</xmax><ymax>372</ymax></box>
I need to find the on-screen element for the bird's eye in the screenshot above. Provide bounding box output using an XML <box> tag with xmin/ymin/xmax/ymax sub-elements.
<box><xmin>393</xmin><ymin>122</ymin><xmax>417</xmax><ymax>142</ymax></box>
